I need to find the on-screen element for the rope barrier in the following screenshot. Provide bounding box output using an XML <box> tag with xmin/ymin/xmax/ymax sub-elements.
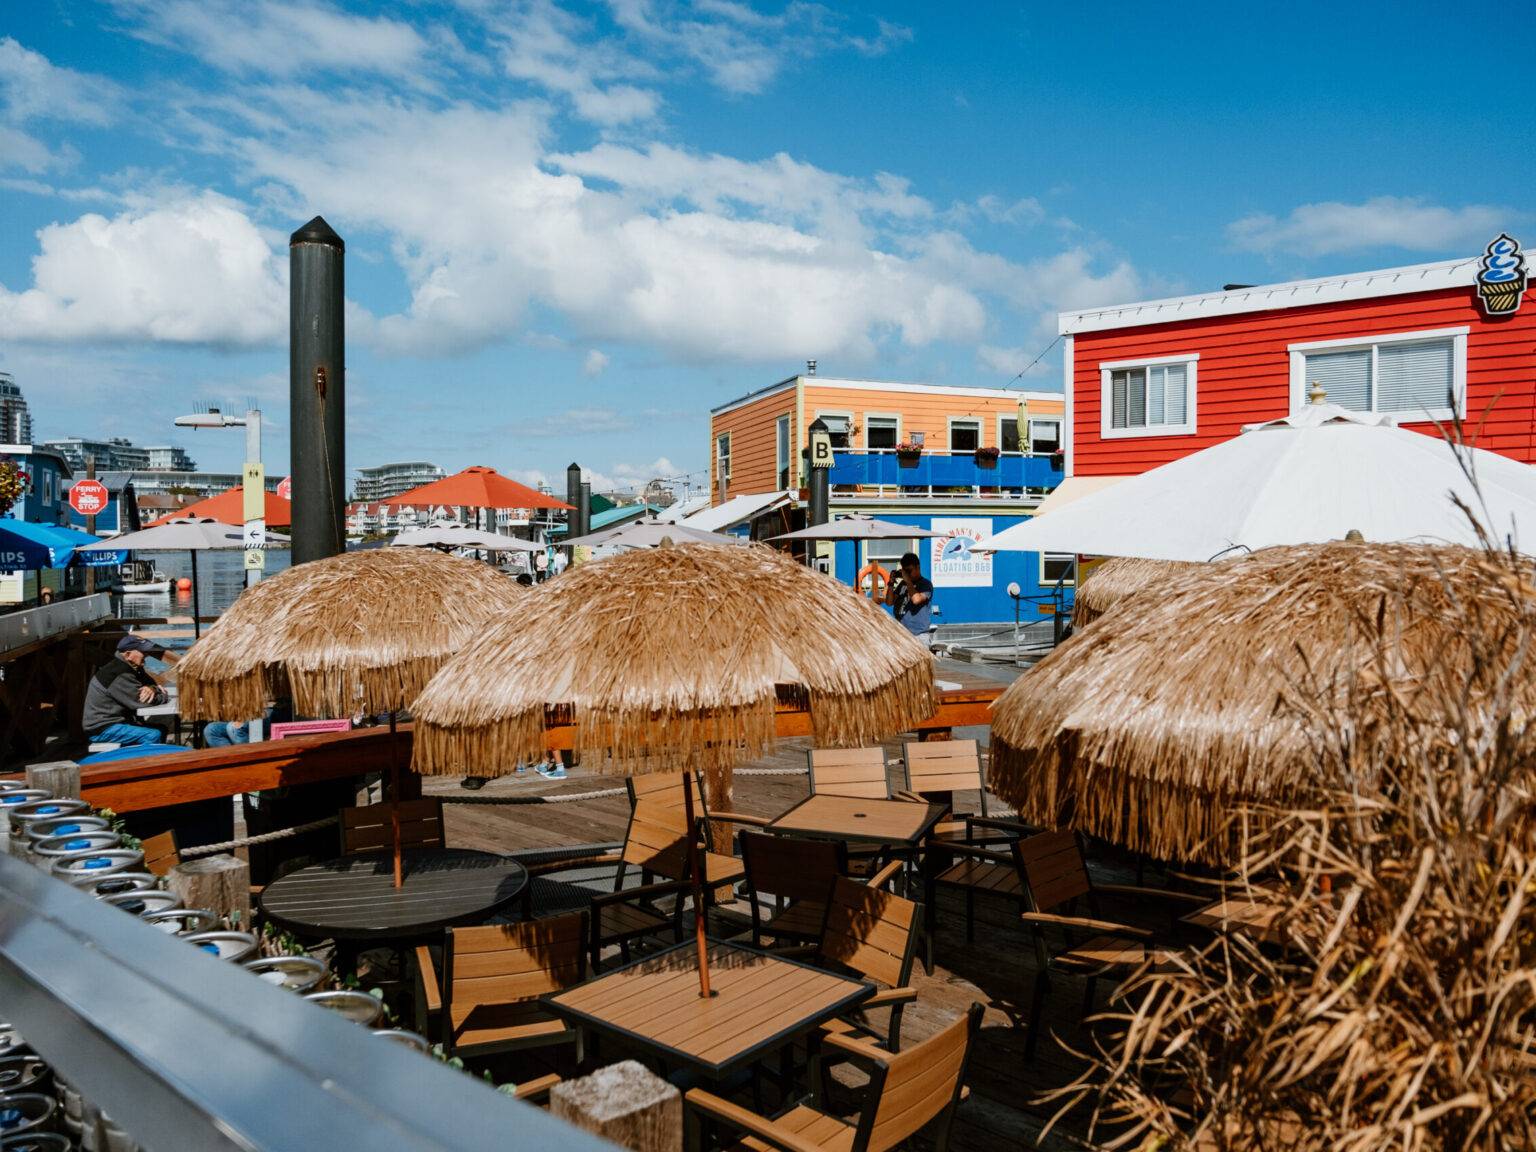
<box><xmin>179</xmin><ymin>816</ymin><xmax>339</xmax><ymax>858</ymax></box>
<box><xmin>442</xmin><ymin>788</ymin><xmax>628</xmax><ymax>805</ymax></box>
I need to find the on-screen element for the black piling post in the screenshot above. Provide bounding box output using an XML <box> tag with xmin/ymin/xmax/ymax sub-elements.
<box><xmin>565</xmin><ymin>463</ymin><xmax>582</xmax><ymax>559</ymax></box>
<box><xmin>289</xmin><ymin>216</ymin><xmax>346</xmax><ymax>565</ymax></box>
<box><xmin>579</xmin><ymin>481</ymin><xmax>592</xmax><ymax>542</ymax></box>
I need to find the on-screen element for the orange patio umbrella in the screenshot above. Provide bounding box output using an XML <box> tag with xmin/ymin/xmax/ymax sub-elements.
<box><xmin>148</xmin><ymin>488</ymin><xmax>293</xmax><ymax>529</ymax></box>
<box><xmin>389</xmin><ymin>466</ymin><xmax>572</xmax><ymax>513</ymax></box>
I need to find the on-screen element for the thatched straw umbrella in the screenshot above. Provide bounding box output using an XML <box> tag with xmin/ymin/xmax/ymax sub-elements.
<box><xmin>413</xmin><ymin>542</ymin><xmax>933</xmax><ymax>776</ymax></box>
<box><xmin>990</xmin><ymin>541</ymin><xmax>1536</xmax><ymax>865</ymax></box>
<box><xmin>176</xmin><ymin>548</ymin><xmax>525</xmax><ymax>886</ymax></box>
<box><xmin>1071</xmin><ymin>556</ymin><xmax>1201</xmax><ymax>628</ymax></box>
<box><xmin>176</xmin><ymin>548</ymin><xmax>524</xmax><ymax>721</ymax></box>
<box><xmin>412</xmin><ymin>541</ymin><xmax>934</xmax><ymax>995</ymax></box>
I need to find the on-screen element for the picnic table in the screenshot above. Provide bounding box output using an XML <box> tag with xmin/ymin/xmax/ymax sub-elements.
<box><xmin>1181</xmin><ymin>885</ymin><xmax>1286</xmax><ymax>943</ymax></box>
<box><xmin>258</xmin><ymin>848</ymin><xmax>527</xmax><ymax>943</ymax></box>
<box><xmin>544</xmin><ymin>939</ymin><xmax>872</xmax><ymax>1081</ymax></box>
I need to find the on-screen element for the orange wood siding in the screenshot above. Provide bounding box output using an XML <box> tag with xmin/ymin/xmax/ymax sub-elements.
<box><xmin>801</xmin><ymin>384</ymin><xmax>1063</xmax><ymax>451</ymax></box>
<box><xmin>710</xmin><ymin>386</ymin><xmax>795</xmax><ymax>502</ymax></box>
<box><xmin>1073</xmin><ymin>284</ymin><xmax>1536</xmax><ymax>475</ymax></box>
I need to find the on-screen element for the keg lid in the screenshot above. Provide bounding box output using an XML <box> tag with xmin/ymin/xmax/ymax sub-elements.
<box><xmin>102</xmin><ymin>889</ymin><xmax>181</xmax><ymax>917</ymax></box>
<box><xmin>372</xmin><ymin>1028</ymin><xmax>429</xmax><ymax>1052</ymax></box>
<box><xmin>141</xmin><ymin>907</ymin><xmax>215</xmax><ymax>935</ymax></box>
<box><xmin>303</xmin><ymin>990</ymin><xmax>385</xmax><ymax>1026</ymax></box>
<box><xmin>181</xmin><ymin>931</ymin><xmax>259</xmax><ymax>964</ymax></box>
<box><xmin>33</xmin><ymin>830</ymin><xmax>121</xmax><ymax>858</ymax></box>
<box><xmin>80</xmin><ymin>872</ymin><xmax>157</xmax><ymax>897</ymax></box>
<box><xmin>243</xmin><ymin>954</ymin><xmax>329</xmax><ymax>992</ymax></box>
<box><xmin>0</xmin><ymin>1055</ymin><xmax>49</xmax><ymax>1095</ymax></box>
<box><xmin>25</xmin><ymin>815</ymin><xmax>110</xmax><ymax>842</ymax></box>
<box><xmin>52</xmin><ymin>848</ymin><xmax>144</xmax><ymax>879</ymax></box>
<box><xmin>0</xmin><ymin>1133</ymin><xmax>72</xmax><ymax>1151</ymax></box>
<box><xmin>0</xmin><ymin>1094</ymin><xmax>54</xmax><ymax>1135</ymax></box>
<box><xmin>7</xmin><ymin>799</ymin><xmax>90</xmax><ymax>826</ymax></box>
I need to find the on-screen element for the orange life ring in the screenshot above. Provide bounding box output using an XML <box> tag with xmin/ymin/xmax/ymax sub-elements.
<box><xmin>858</xmin><ymin>561</ymin><xmax>888</xmax><ymax>600</ymax></box>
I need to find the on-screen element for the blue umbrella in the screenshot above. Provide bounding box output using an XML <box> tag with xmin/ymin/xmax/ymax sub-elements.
<box><xmin>0</xmin><ymin>519</ymin><xmax>126</xmax><ymax>569</ymax></box>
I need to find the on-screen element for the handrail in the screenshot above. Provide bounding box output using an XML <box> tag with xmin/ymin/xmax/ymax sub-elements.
<box><xmin>0</xmin><ymin>592</ymin><xmax>112</xmax><ymax>656</ymax></box>
<box><xmin>0</xmin><ymin>853</ymin><xmax>611</xmax><ymax>1151</ymax></box>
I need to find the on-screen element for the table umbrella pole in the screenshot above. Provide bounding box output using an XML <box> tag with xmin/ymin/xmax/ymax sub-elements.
<box><xmin>389</xmin><ymin>710</ymin><xmax>402</xmax><ymax>889</ymax></box>
<box><xmin>682</xmin><ymin>772</ymin><xmax>712</xmax><ymax>998</ymax></box>
<box><xmin>191</xmin><ymin>551</ymin><xmax>200</xmax><ymax>639</ymax></box>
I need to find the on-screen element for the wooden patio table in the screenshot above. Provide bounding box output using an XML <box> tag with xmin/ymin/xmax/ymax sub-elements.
<box><xmin>544</xmin><ymin>939</ymin><xmax>872</xmax><ymax>1081</ymax></box>
<box><xmin>1180</xmin><ymin>885</ymin><xmax>1287</xmax><ymax>944</ymax></box>
<box><xmin>763</xmin><ymin>794</ymin><xmax>948</xmax><ymax>850</ymax></box>
<box><xmin>258</xmin><ymin>848</ymin><xmax>527</xmax><ymax>942</ymax></box>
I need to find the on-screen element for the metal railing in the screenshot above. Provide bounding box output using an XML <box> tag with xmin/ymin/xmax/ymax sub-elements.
<box><xmin>0</xmin><ymin>592</ymin><xmax>112</xmax><ymax>656</ymax></box>
<box><xmin>828</xmin><ymin>449</ymin><xmax>1062</xmax><ymax>500</ymax></box>
<box><xmin>0</xmin><ymin>853</ymin><xmax>612</xmax><ymax>1151</ymax></box>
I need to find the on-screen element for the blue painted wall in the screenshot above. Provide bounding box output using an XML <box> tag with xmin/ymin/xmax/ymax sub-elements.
<box><xmin>829</xmin><ymin>511</ymin><xmax>1070</xmax><ymax>626</ymax></box>
<box><xmin>0</xmin><ymin>451</ymin><xmax>69</xmax><ymax>526</ymax></box>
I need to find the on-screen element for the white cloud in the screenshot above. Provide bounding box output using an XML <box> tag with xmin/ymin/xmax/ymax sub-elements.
<box><xmin>491</xmin><ymin>1</ymin><xmax>662</xmax><ymax>125</ymax></box>
<box><xmin>585</xmin><ymin>455</ymin><xmax>681</xmax><ymax>493</ymax></box>
<box><xmin>120</xmin><ymin>0</ymin><xmax>430</xmax><ymax>77</ymax></box>
<box><xmin>584</xmin><ymin>349</ymin><xmax>610</xmax><ymax>376</ymax></box>
<box><xmin>0</xmin><ymin>37</ymin><xmax>119</xmax><ymax>173</ymax></box>
<box><xmin>0</xmin><ymin>192</ymin><xmax>288</xmax><ymax>346</ymax></box>
<box><xmin>976</xmin><ymin>344</ymin><xmax>1053</xmax><ymax>378</ymax></box>
<box><xmin>1227</xmin><ymin>197</ymin><xmax>1517</xmax><ymax>257</ymax></box>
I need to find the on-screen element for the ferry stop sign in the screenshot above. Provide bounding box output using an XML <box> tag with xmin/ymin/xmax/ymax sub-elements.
<box><xmin>68</xmin><ymin>479</ymin><xmax>109</xmax><ymax>516</ymax></box>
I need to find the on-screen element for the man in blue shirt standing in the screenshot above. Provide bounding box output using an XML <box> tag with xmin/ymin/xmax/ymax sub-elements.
<box><xmin>885</xmin><ymin>551</ymin><xmax>934</xmax><ymax>643</ymax></box>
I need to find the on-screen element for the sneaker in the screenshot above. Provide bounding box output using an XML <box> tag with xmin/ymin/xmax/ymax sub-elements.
<box><xmin>460</xmin><ymin>775</ymin><xmax>489</xmax><ymax>791</ymax></box>
<box><xmin>536</xmin><ymin>764</ymin><xmax>567</xmax><ymax>780</ymax></box>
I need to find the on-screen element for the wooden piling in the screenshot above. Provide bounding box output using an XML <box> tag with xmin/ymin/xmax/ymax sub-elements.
<box><xmin>550</xmin><ymin>1061</ymin><xmax>681</xmax><ymax>1152</ymax></box>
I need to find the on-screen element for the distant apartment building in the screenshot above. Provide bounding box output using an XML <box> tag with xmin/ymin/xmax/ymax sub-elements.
<box><xmin>41</xmin><ymin>437</ymin><xmax>151</xmax><ymax>473</ymax></box>
<box><xmin>708</xmin><ymin>373</ymin><xmax>1067</xmax><ymax>624</ymax></box>
<box><xmin>354</xmin><ymin>461</ymin><xmax>445</xmax><ymax>502</ymax></box>
<box><xmin>144</xmin><ymin>445</ymin><xmax>197</xmax><ymax>471</ymax></box>
<box><xmin>125</xmin><ymin>470</ymin><xmax>277</xmax><ymax>501</ymax></box>
<box><xmin>0</xmin><ymin>374</ymin><xmax>32</xmax><ymax>445</ymax></box>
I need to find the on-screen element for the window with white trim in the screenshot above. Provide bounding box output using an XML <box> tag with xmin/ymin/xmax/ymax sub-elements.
<box><xmin>999</xmin><ymin>417</ymin><xmax>1021</xmax><ymax>453</ymax></box>
<box><xmin>949</xmin><ymin>419</ymin><xmax>981</xmax><ymax>452</ymax></box>
<box><xmin>866</xmin><ymin>415</ymin><xmax>899</xmax><ymax>450</ymax></box>
<box><xmin>1028</xmin><ymin>418</ymin><xmax>1061</xmax><ymax>454</ymax></box>
<box><xmin>1290</xmin><ymin>330</ymin><xmax>1464</xmax><ymax>418</ymax></box>
<box><xmin>865</xmin><ymin>536</ymin><xmax>917</xmax><ymax>565</ymax></box>
<box><xmin>715</xmin><ymin>434</ymin><xmax>731</xmax><ymax>484</ymax></box>
<box><xmin>1041</xmin><ymin>552</ymin><xmax>1075</xmax><ymax>585</ymax></box>
<box><xmin>775</xmin><ymin>416</ymin><xmax>791</xmax><ymax>489</ymax></box>
<box><xmin>816</xmin><ymin>413</ymin><xmax>852</xmax><ymax>449</ymax></box>
<box><xmin>1101</xmin><ymin>355</ymin><xmax>1197</xmax><ymax>436</ymax></box>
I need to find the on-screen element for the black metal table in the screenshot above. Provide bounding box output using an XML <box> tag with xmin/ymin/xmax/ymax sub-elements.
<box><xmin>258</xmin><ymin>849</ymin><xmax>528</xmax><ymax>942</ymax></box>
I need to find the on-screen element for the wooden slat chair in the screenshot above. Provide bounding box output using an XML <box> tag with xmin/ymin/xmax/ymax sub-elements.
<box><xmin>807</xmin><ymin>861</ymin><xmax>922</xmax><ymax>1056</ymax></box>
<box><xmin>141</xmin><ymin>830</ymin><xmax>182</xmax><ymax>877</ymax></box>
<box><xmin>901</xmin><ymin>740</ymin><xmax>1017</xmax><ymax>846</ymax></box>
<box><xmin>686</xmin><ymin>1002</ymin><xmax>981</xmax><ymax>1152</ymax></box>
<box><xmin>807</xmin><ymin>747</ymin><xmax>903</xmax><ymax>800</ymax></box>
<box><xmin>922</xmin><ymin>814</ymin><xmax>1038</xmax><ymax>968</ymax></box>
<box><xmin>626</xmin><ymin>771</ymin><xmax>749</xmax><ymax>894</ymax></box>
<box><xmin>738</xmin><ymin>832</ymin><xmax>847</xmax><ymax>947</ymax></box>
<box><xmin>519</xmin><ymin>772</ymin><xmax>742</xmax><ymax>971</ymax></box>
<box><xmin>414</xmin><ymin>910</ymin><xmax>587</xmax><ymax>1060</ymax></box>
<box><xmin>1014</xmin><ymin>830</ymin><xmax>1203</xmax><ymax>1060</ymax></box>
<box><xmin>340</xmin><ymin>797</ymin><xmax>446</xmax><ymax>857</ymax></box>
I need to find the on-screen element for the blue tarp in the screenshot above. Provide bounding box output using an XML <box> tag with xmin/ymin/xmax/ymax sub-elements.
<box><xmin>0</xmin><ymin>519</ymin><xmax>126</xmax><ymax>570</ymax></box>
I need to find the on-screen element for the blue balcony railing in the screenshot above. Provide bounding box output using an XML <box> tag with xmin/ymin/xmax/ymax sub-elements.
<box><xmin>829</xmin><ymin>449</ymin><xmax>1062</xmax><ymax>499</ymax></box>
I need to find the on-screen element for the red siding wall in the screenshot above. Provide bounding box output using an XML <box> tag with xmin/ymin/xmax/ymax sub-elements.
<box><xmin>1072</xmin><ymin>284</ymin><xmax>1536</xmax><ymax>475</ymax></box>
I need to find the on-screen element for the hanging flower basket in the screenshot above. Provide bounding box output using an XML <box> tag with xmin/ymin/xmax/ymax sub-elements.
<box><xmin>894</xmin><ymin>441</ymin><xmax>923</xmax><ymax>466</ymax></box>
<box><xmin>974</xmin><ymin>446</ymin><xmax>1000</xmax><ymax>466</ymax></box>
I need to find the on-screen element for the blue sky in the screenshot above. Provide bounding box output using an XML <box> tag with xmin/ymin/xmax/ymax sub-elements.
<box><xmin>1</xmin><ymin>1</ymin><xmax>1529</xmax><ymax>495</ymax></box>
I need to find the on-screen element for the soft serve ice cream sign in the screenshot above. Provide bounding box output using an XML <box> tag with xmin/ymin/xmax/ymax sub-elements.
<box><xmin>930</xmin><ymin>518</ymin><xmax>992</xmax><ymax>588</ymax></box>
<box><xmin>1476</xmin><ymin>234</ymin><xmax>1526</xmax><ymax>316</ymax></box>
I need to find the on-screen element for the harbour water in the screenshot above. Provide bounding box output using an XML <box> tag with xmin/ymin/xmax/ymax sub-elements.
<box><xmin>112</xmin><ymin>550</ymin><xmax>293</xmax><ymax>632</ymax></box>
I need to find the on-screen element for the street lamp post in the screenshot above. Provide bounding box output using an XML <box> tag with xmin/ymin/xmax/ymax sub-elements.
<box><xmin>174</xmin><ymin>408</ymin><xmax>264</xmax><ymax>587</ymax></box>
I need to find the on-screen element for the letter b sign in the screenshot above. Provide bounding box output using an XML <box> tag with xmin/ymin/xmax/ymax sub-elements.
<box><xmin>809</xmin><ymin>430</ymin><xmax>834</xmax><ymax>469</ymax></box>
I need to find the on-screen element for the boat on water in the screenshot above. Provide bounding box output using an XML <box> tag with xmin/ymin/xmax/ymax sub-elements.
<box><xmin>114</xmin><ymin>559</ymin><xmax>171</xmax><ymax>594</ymax></box>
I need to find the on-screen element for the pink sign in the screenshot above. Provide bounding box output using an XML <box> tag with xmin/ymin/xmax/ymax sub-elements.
<box><xmin>270</xmin><ymin>719</ymin><xmax>353</xmax><ymax>740</ymax></box>
<box><xmin>276</xmin><ymin>475</ymin><xmax>292</xmax><ymax>500</ymax></box>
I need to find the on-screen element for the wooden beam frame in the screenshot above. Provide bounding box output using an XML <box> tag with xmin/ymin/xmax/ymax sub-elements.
<box><xmin>16</xmin><ymin>685</ymin><xmax>1002</xmax><ymax>813</ymax></box>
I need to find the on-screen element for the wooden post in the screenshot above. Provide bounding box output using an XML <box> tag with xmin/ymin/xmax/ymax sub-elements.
<box><xmin>550</xmin><ymin>1061</ymin><xmax>681</xmax><ymax>1152</ymax></box>
<box><xmin>27</xmin><ymin>760</ymin><xmax>81</xmax><ymax>798</ymax></box>
<box><xmin>167</xmin><ymin>854</ymin><xmax>251</xmax><ymax>929</ymax></box>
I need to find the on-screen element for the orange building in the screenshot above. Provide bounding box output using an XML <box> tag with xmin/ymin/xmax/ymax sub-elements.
<box><xmin>705</xmin><ymin>375</ymin><xmax>1068</xmax><ymax>626</ymax></box>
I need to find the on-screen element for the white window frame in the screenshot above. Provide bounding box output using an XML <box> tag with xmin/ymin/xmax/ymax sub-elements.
<box><xmin>1041</xmin><ymin>551</ymin><xmax>1076</xmax><ymax>586</ymax></box>
<box><xmin>864</xmin><ymin>536</ymin><xmax>917</xmax><ymax>565</ymax></box>
<box><xmin>814</xmin><ymin>410</ymin><xmax>855</xmax><ymax>450</ymax></box>
<box><xmin>996</xmin><ymin>414</ymin><xmax>1021</xmax><ymax>453</ymax></box>
<box><xmin>775</xmin><ymin>415</ymin><xmax>791</xmax><ymax>489</ymax></box>
<box><xmin>947</xmin><ymin>417</ymin><xmax>982</xmax><ymax>452</ymax></box>
<box><xmin>715</xmin><ymin>432</ymin><xmax>732</xmax><ymax>483</ymax></box>
<box><xmin>1099</xmin><ymin>353</ymin><xmax>1199</xmax><ymax>439</ymax></box>
<box><xmin>1028</xmin><ymin>417</ymin><xmax>1061</xmax><ymax>455</ymax></box>
<box><xmin>864</xmin><ymin>412</ymin><xmax>902</xmax><ymax>451</ymax></box>
<box><xmin>1287</xmin><ymin>326</ymin><xmax>1467</xmax><ymax>421</ymax></box>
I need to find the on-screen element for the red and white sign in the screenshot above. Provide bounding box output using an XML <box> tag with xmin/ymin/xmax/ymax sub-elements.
<box><xmin>276</xmin><ymin>475</ymin><xmax>292</xmax><ymax>500</ymax></box>
<box><xmin>68</xmin><ymin>479</ymin><xmax>109</xmax><ymax>516</ymax></box>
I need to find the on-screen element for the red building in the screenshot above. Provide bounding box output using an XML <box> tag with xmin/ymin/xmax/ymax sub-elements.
<box><xmin>1059</xmin><ymin>241</ymin><xmax>1534</xmax><ymax>480</ymax></box>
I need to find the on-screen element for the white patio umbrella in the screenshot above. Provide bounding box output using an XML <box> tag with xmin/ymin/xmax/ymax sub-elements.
<box><xmin>979</xmin><ymin>398</ymin><xmax>1536</xmax><ymax>561</ymax></box>
<box><xmin>389</xmin><ymin>521</ymin><xmax>541</xmax><ymax>552</ymax></box>
<box><xmin>77</xmin><ymin>517</ymin><xmax>291</xmax><ymax>638</ymax></box>
<box><xmin>770</xmin><ymin>515</ymin><xmax>941</xmax><ymax>590</ymax></box>
<box><xmin>564</xmin><ymin>517</ymin><xmax>748</xmax><ymax>549</ymax></box>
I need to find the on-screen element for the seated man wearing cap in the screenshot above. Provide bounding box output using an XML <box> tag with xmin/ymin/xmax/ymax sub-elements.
<box><xmin>83</xmin><ymin>637</ymin><xmax>171</xmax><ymax>748</ymax></box>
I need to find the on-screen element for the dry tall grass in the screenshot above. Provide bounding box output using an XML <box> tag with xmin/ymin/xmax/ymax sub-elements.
<box><xmin>1050</xmin><ymin>541</ymin><xmax>1536</xmax><ymax>1150</ymax></box>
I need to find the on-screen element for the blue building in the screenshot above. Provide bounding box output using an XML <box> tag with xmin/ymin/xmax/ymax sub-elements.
<box><xmin>0</xmin><ymin>444</ymin><xmax>72</xmax><ymax>526</ymax></box>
